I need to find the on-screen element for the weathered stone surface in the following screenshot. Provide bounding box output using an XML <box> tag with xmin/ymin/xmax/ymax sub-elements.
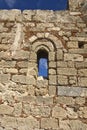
<box><xmin>55</xmin><ymin>96</ymin><xmax>75</xmax><ymax>105</ymax></box>
<box><xmin>52</xmin><ymin>105</ymin><xmax>67</xmax><ymax>119</ymax></box>
<box><xmin>58</xmin><ymin>75</ymin><xmax>68</xmax><ymax>85</ymax></box>
<box><xmin>78</xmin><ymin>69</ymin><xmax>87</xmax><ymax>76</ymax></box>
<box><xmin>17</xmin><ymin>116</ymin><xmax>39</xmax><ymax>130</ymax></box>
<box><xmin>0</xmin><ymin>104</ymin><xmax>14</xmax><ymax>114</ymax></box>
<box><xmin>0</xmin><ymin>4</ymin><xmax>87</xmax><ymax>129</ymax></box>
<box><xmin>12</xmin><ymin>50</ymin><xmax>29</xmax><ymax>60</ymax></box>
<box><xmin>64</xmin><ymin>53</ymin><xmax>83</xmax><ymax>61</ymax></box>
<box><xmin>41</xmin><ymin>118</ymin><xmax>58</xmax><ymax>129</ymax></box>
<box><xmin>12</xmin><ymin>75</ymin><xmax>26</xmax><ymax>84</ymax></box>
<box><xmin>0</xmin><ymin>74</ymin><xmax>10</xmax><ymax>83</ymax></box>
<box><xmin>58</xmin><ymin>86</ymin><xmax>87</xmax><ymax>97</ymax></box>
<box><xmin>57</xmin><ymin>68</ymin><xmax>77</xmax><ymax>76</ymax></box>
<box><xmin>78</xmin><ymin>77</ymin><xmax>87</xmax><ymax>86</ymax></box>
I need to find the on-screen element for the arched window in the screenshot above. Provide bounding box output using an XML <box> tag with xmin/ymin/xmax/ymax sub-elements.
<box><xmin>37</xmin><ymin>50</ymin><xmax>48</xmax><ymax>79</ymax></box>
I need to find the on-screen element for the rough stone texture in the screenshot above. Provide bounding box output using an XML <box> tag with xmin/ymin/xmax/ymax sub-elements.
<box><xmin>0</xmin><ymin>0</ymin><xmax>87</xmax><ymax>129</ymax></box>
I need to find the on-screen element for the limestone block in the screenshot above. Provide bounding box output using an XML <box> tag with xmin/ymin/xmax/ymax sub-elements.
<box><xmin>67</xmin><ymin>41</ymin><xmax>78</xmax><ymax>48</ymax></box>
<box><xmin>78</xmin><ymin>77</ymin><xmax>87</xmax><ymax>87</ymax></box>
<box><xmin>79</xmin><ymin>107</ymin><xmax>87</xmax><ymax>118</ymax></box>
<box><xmin>47</xmin><ymin>27</ymin><xmax>60</xmax><ymax>31</ymax></box>
<box><xmin>64</xmin><ymin>54</ymin><xmax>83</xmax><ymax>61</ymax></box>
<box><xmin>78</xmin><ymin>69</ymin><xmax>87</xmax><ymax>76</ymax></box>
<box><xmin>75</xmin><ymin>97</ymin><xmax>85</xmax><ymax>105</ymax></box>
<box><xmin>57</xmin><ymin>61</ymin><xmax>67</xmax><ymax>68</ymax></box>
<box><xmin>0</xmin><ymin>51</ymin><xmax>11</xmax><ymax>60</ymax></box>
<box><xmin>56</xmin><ymin>50</ymin><xmax>63</xmax><ymax>60</ymax></box>
<box><xmin>69</xmin><ymin>120</ymin><xmax>87</xmax><ymax>130</ymax></box>
<box><xmin>41</xmin><ymin>118</ymin><xmax>58</xmax><ymax>129</ymax></box>
<box><xmin>49</xmin><ymin>69</ymin><xmax>56</xmax><ymax>75</ymax></box>
<box><xmin>35</xmin><ymin>88</ymin><xmax>48</xmax><ymax>96</ymax></box>
<box><xmin>36</xmin><ymin>79</ymin><xmax>48</xmax><ymax>89</ymax></box>
<box><xmin>26</xmin><ymin>75</ymin><xmax>36</xmax><ymax>85</ymax></box>
<box><xmin>0</xmin><ymin>74</ymin><xmax>10</xmax><ymax>84</ymax></box>
<box><xmin>4</xmin><ymin>68</ymin><xmax>18</xmax><ymax>74</ymax></box>
<box><xmin>49</xmin><ymin>52</ymin><xmax>55</xmax><ymax>61</ymax></box>
<box><xmin>75</xmin><ymin>62</ymin><xmax>87</xmax><ymax>68</ymax></box>
<box><xmin>36</xmin><ymin>96</ymin><xmax>53</xmax><ymax>105</ymax></box>
<box><xmin>17</xmin><ymin>116</ymin><xmax>39</xmax><ymax>130</ymax></box>
<box><xmin>49</xmin><ymin>75</ymin><xmax>57</xmax><ymax>85</ymax></box>
<box><xmin>33</xmin><ymin>10</ymin><xmax>54</xmax><ymax>22</ymax></box>
<box><xmin>69</xmin><ymin>49</ymin><xmax>87</xmax><ymax>54</ymax></box>
<box><xmin>58</xmin><ymin>75</ymin><xmax>68</xmax><ymax>85</ymax></box>
<box><xmin>58</xmin><ymin>86</ymin><xmax>87</xmax><ymax>97</ymax></box>
<box><xmin>1</xmin><ymin>116</ymin><xmax>17</xmax><ymax>128</ymax></box>
<box><xmin>0</xmin><ymin>104</ymin><xmax>14</xmax><ymax>115</ymax></box>
<box><xmin>13</xmin><ymin>103</ymin><xmax>22</xmax><ymax>116</ymax></box>
<box><xmin>59</xmin><ymin>120</ymin><xmax>70</xmax><ymax>130</ymax></box>
<box><xmin>67</xmin><ymin>61</ymin><xmax>75</xmax><ymax>68</ymax></box>
<box><xmin>49</xmin><ymin>85</ymin><xmax>56</xmax><ymax>96</ymax></box>
<box><xmin>23</xmin><ymin>104</ymin><xmax>31</xmax><ymax>115</ymax></box>
<box><xmin>17</xmin><ymin>61</ymin><xmax>28</xmax><ymax>68</ymax></box>
<box><xmin>29</xmin><ymin>35</ymin><xmax>37</xmax><ymax>43</ymax></box>
<box><xmin>57</xmin><ymin>68</ymin><xmax>77</xmax><ymax>76</ymax></box>
<box><xmin>0</xmin><ymin>44</ymin><xmax>10</xmax><ymax>50</ymax></box>
<box><xmin>55</xmin><ymin>96</ymin><xmax>75</xmax><ymax>105</ymax></box>
<box><xmin>37</xmin><ymin>23</ymin><xmax>54</xmax><ymax>31</ymax></box>
<box><xmin>66</xmin><ymin>107</ymin><xmax>78</xmax><ymax>119</ymax></box>
<box><xmin>69</xmin><ymin>76</ymin><xmax>77</xmax><ymax>86</ymax></box>
<box><xmin>23</xmin><ymin>10</ymin><xmax>36</xmax><ymax>21</ymax></box>
<box><xmin>12</xmin><ymin>75</ymin><xmax>26</xmax><ymax>84</ymax></box>
<box><xmin>0</xmin><ymin>10</ymin><xmax>21</xmax><ymax>21</ymax></box>
<box><xmin>52</xmin><ymin>105</ymin><xmax>67</xmax><ymax>119</ymax></box>
<box><xmin>29</xmin><ymin>52</ymin><xmax>37</xmax><ymax>61</ymax></box>
<box><xmin>27</xmin><ymin>85</ymin><xmax>35</xmax><ymax>95</ymax></box>
<box><xmin>12</xmin><ymin>50</ymin><xmax>29</xmax><ymax>60</ymax></box>
<box><xmin>19</xmin><ymin>69</ymin><xmax>27</xmax><ymax>74</ymax></box>
<box><xmin>0</xmin><ymin>60</ymin><xmax>16</xmax><ymax>68</ymax></box>
<box><xmin>49</xmin><ymin>62</ymin><xmax>56</xmax><ymax>68</ymax></box>
<box><xmin>31</xmin><ymin>105</ymin><xmax>51</xmax><ymax>117</ymax></box>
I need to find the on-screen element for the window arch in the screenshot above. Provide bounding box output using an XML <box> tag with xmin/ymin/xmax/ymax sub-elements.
<box><xmin>37</xmin><ymin>49</ymin><xmax>48</xmax><ymax>79</ymax></box>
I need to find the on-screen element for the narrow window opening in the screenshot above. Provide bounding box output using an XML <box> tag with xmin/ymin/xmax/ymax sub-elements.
<box><xmin>37</xmin><ymin>50</ymin><xmax>48</xmax><ymax>79</ymax></box>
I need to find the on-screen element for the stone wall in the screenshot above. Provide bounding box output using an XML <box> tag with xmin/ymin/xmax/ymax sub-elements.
<box><xmin>0</xmin><ymin>0</ymin><xmax>87</xmax><ymax>130</ymax></box>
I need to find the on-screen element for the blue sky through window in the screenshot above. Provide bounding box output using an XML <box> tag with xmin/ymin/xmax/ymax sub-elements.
<box><xmin>38</xmin><ymin>58</ymin><xmax>48</xmax><ymax>78</ymax></box>
<box><xmin>0</xmin><ymin>0</ymin><xmax>68</xmax><ymax>10</ymax></box>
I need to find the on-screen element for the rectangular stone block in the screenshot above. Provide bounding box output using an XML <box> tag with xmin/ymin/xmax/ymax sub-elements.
<box><xmin>57</xmin><ymin>61</ymin><xmax>67</xmax><ymax>68</ymax></box>
<box><xmin>58</xmin><ymin>86</ymin><xmax>87</xmax><ymax>97</ymax></box>
<box><xmin>12</xmin><ymin>75</ymin><xmax>26</xmax><ymax>84</ymax></box>
<box><xmin>17</xmin><ymin>61</ymin><xmax>28</xmax><ymax>68</ymax></box>
<box><xmin>57</xmin><ymin>68</ymin><xmax>77</xmax><ymax>76</ymax></box>
<box><xmin>0</xmin><ymin>74</ymin><xmax>10</xmax><ymax>83</ymax></box>
<box><xmin>67</xmin><ymin>41</ymin><xmax>78</xmax><ymax>48</ymax></box>
<box><xmin>49</xmin><ymin>52</ymin><xmax>55</xmax><ymax>61</ymax></box>
<box><xmin>64</xmin><ymin>53</ymin><xmax>83</xmax><ymax>61</ymax></box>
<box><xmin>49</xmin><ymin>75</ymin><xmax>57</xmax><ymax>85</ymax></box>
<box><xmin>41</xmin><ymin>118</ymin><xmax>58</xmax><ymax>129</ymax></box>
<box><xmin>78</xmin><ymin>77</ymin><xmax>87</xmax><ymax>87</ymax></box>
<box><xmin>0</xmin><ymin>60</ymin><xmax>16</xmax><ymax>68</ymax></box>
<box><xmin>58</xmin><ymin>75</ymin><xmax>68</xmax><ymax>85</ymax></box>
<box><xmin>56</xmin><ymin>49</ymin><xmax>63</xmax><ymax>60</ymax></box>
<box><xmin>78</xmin><ymin>69</ymin><xmax>87</xmax><ymax>76</ymax></box>
<box><xmin>75</xmin><ymin>62</ymin><xmax>87</xmax><ymax>68</ymax></box>
<box><xmin>12</xmin><ymin>50</ymin><xmax>29</xmax><ymax>60</ymax></box>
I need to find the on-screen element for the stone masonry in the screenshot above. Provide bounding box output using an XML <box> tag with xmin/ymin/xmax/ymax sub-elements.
<box><xmin>0</xmin><ymin>0</ymin><xmax>87</xmax><ymax>129</ymax></box>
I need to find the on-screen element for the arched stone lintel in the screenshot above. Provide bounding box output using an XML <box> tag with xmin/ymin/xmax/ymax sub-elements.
<box><xmin>32</xmin><ymin>41</ymin><xmax>54</xmax><ymax>52</ymax></box>
<box><xmin>29</xmin><ymin>33</ymin><xmax>65</xmax><ymax>51</ymax></box>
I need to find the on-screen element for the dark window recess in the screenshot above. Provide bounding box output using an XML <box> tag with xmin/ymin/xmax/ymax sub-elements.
<box><xmin>37</xmin><ymin>50</ymin><xmax>48</xmax><ymax>78</ymax></box>
<box><xmin>78</xmin><ymin>42</ymin><xmax>84</xmax><ymax>48</ymax></box>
